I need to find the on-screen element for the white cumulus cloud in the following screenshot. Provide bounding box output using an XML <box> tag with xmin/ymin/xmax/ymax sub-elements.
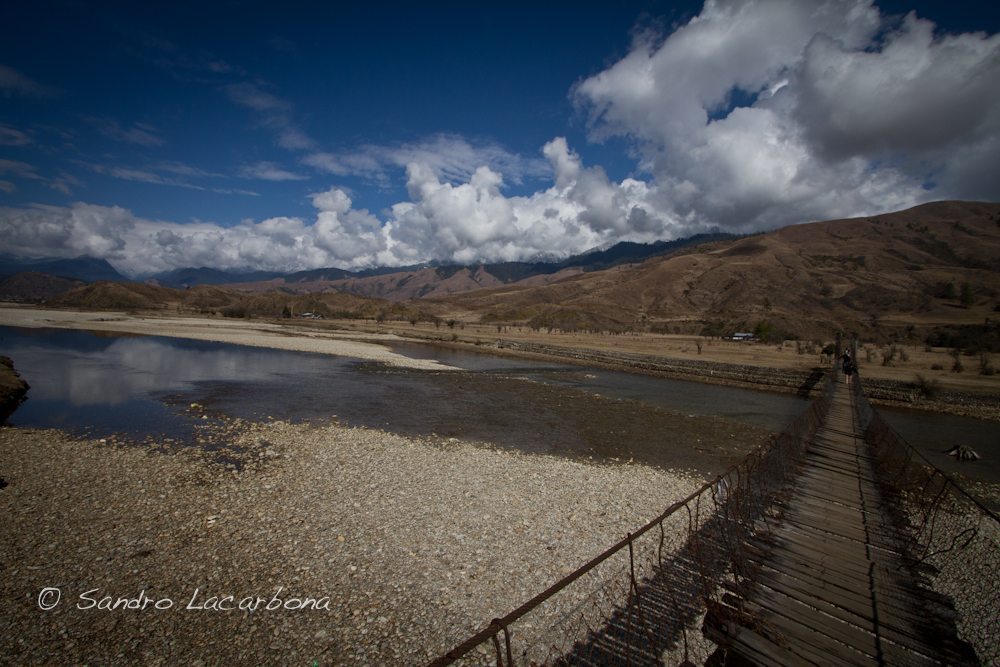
<box><xmin>0</xmin><ymin>137</ymin><xmax>672</xmax><ymax>275</ymax></box>
<box><xmin>0</xmin><ymin>203</ymin><xmax>135</xmax><ymax>261</ymax></box>
<box><xmin>382</xmin><ymin>137</ymin><xmax>673</xmax><ymax>266</ymax></box>
<box><xmin>574</xmin><ymin>0</ymin><xmax>1000</xmax><ymax>230</ymax></box>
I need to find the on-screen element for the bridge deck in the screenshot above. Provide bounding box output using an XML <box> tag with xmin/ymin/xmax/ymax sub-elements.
<box><xmin>704</xmin><ymin>378</ymin><xmax>977</xmax><ymax>666</ymax></box>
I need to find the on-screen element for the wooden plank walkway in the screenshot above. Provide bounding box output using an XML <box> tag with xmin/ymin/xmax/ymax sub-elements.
<box><xmin>704</xmin><ymin>377</ymin><xmax>977</xmax><ymax>666</ymax></box>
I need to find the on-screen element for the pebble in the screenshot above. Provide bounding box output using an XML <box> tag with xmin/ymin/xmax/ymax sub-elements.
<box><xmin>0</xmin><ymin>422</ymin><xmax>707</xmax><ymax>664</ymax></box>
<box><xmin>913</xmin><ymin>505</ymin><xmax>1000</xmax><ymax>664</ymax></box>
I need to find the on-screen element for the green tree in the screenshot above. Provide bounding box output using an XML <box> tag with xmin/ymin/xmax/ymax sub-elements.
<box><xmin>753</xmin><ymin>320</ymin><xmax>774</xmax><ymax>343</ymax></box>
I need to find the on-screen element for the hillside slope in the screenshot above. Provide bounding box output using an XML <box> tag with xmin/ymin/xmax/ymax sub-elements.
<box><xmin>0</xmin><ymin>272</ymin><xmax>85</xmax><ymax>303</ymax></box>
<box><xmin>444</xmin><ymin>201</ymin><xmax>1000</xmax><ymax>338</ymax></box>
<box><xmin>313</xmin><ymin>233</ymin><xmax>733</xmax><ymax>302</ymax></box>
<box><xmin>42</xmin><ymin>282</ymin><xmax>440</xmax><ymax>322</ymax></box>
<box><xmin>48</xmin><ymin>282</ymin><xmax>178</xmax><ymax>311</ymax></box>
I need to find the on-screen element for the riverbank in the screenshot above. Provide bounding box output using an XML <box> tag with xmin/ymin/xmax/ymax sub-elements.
<box><xmin>385</xmin><ymin>327</ymin><xmax>1000</xmax><ymax>422</ymax></box>
<box><xmin>495</xmin><ymin>340</ymin><xmax>1000</xmax><ymax>422</ymax></box>
<box><xmin>0</xmin><ymin>356</ymin><xmax>29</xmax><ymax>424</ymax></box>
<box><xmin>2</xmin><ymin>305</ymin><xmax>997</xmax><ymax>421</ymax></box>
<box><xmin>0</xmin><ymin>422</ymin><xmax>704</xmax><ymax>664</ymax></box>
<box><xmin>0</xmin><ymin>305</ymin><xmax>456</xmax><ymax>372</ymax></box>
<box><xmin>387</xmin><ymin>335</ymin><xmax>1000</xmax><ymax>422</ymax></box>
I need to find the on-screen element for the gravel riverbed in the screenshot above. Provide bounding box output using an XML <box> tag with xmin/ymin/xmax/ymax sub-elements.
<box><xmin>0</xmin><ymin>422</ymin><xmax>704</xmax><ymax>665</ymax></box>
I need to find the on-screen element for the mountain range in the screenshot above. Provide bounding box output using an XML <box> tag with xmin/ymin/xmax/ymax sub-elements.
<box><xmin>1</xmin><ymin>234</ymin><xmax>729</xmax><ymax>305</ymax></box>
<box><xmin>2</xmin><ymin>201</ymin><xmax>998</xmax><ymax>341</ymax></box>
<box><xmin>146</xmin><ymin>232</ymin><xmax>733</xmax><ymax>296</ymax></box>
<box><xmin>0</xmin><ymin>255</ymin><xmax>126</xmax><ymax>283</ymax></box>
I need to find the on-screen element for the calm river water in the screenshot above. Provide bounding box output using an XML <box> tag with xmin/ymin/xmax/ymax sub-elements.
<box><xmin>2</xmin><ymin>326</ymin><xmax>997</xmax><ymax>486</ymax></box>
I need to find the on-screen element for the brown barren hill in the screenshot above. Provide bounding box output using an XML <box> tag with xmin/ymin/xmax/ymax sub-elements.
<box><xmin>44</xmin><ymin>280</ymin><xmax>442</xmax><ymax>323</ymax></box>
<box><xmin>48</xmin><ymin>282</ymin><xmax>178</xmax><ymax>311</ymax></box>
<box><xmin>0</xmin><ymin>272</ymin><xmax>85</xmax><ymax>303</ymax></box>
<box><xmin>444</xmin><ymin>201</ymin><xmax>1000</xmax><ymax>338</ymax></box>
<box><xmin>324</xmin><ymin>265</ymin><xmax>507</xmax><ymax>301</ymax></box>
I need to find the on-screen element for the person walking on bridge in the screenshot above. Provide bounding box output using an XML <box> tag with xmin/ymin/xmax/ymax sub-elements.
<box><xmin>841</xmin><ymin>349</ymin><xmax>854</xmax><ymax>386</ymax></box>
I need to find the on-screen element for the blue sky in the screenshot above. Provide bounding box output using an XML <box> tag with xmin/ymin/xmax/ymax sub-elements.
<box><xmin>2</xmin><ymin>1</ymin><xmax>998</xmax><ymax>276</ymax></box>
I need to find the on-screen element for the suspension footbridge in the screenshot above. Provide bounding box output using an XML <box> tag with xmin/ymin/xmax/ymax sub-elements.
<box><xmin>431</xmin><ymin>353</ymin><xmax>997</xmax><ymax>666</ymax></box>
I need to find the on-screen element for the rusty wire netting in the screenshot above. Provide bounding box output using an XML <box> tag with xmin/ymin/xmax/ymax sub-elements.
<box><xmin>853</xmin><ymin>380</ymin><xmax>1000</xmax><ymax>665</ymax></box>
<box><xmin>428</xmin><ymin>370</ymin><xmax>838</xmax><ymax>667</ymax></box>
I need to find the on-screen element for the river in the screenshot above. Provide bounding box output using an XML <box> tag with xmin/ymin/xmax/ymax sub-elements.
<box><xmin>2</xmin><ymin>325</ymin><xmax>997</xmax><ymax>487</ymax></box>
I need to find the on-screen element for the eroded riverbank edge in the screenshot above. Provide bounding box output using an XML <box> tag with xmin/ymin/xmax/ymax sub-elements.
<box><xmin>0</xmin><ymin>355</ymin><xmax>29</xmax><ymax>424</ymax></box>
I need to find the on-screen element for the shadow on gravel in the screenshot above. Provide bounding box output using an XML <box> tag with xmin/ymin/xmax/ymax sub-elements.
<box><xmin>554</xmin><ymin>513</ymin><xmax>734</xmax><ymax>666</ymax></box>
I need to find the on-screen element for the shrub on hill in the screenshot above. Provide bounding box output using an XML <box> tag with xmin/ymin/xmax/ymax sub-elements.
<box><xmin>925</xmin><ymin>322</ymin><xmax>1000</xmax><ymax>354</ymax></box>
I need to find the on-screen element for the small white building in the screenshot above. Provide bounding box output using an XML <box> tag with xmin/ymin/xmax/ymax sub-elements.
<box><xmin>731</xmin><ymin>332</ymin><xmax>755</xmax><ymax>341</ymax></box>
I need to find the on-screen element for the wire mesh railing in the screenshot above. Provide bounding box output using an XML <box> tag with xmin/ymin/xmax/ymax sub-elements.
<box><xmin>853</xmin><ymin>377</ymin><xmax>1000</xmax><ymax>665</ymax></box>
<box><xmin>429</xmin><ymin>368</ymin><xmax>838</xmax><ymax>667</ymax></box>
